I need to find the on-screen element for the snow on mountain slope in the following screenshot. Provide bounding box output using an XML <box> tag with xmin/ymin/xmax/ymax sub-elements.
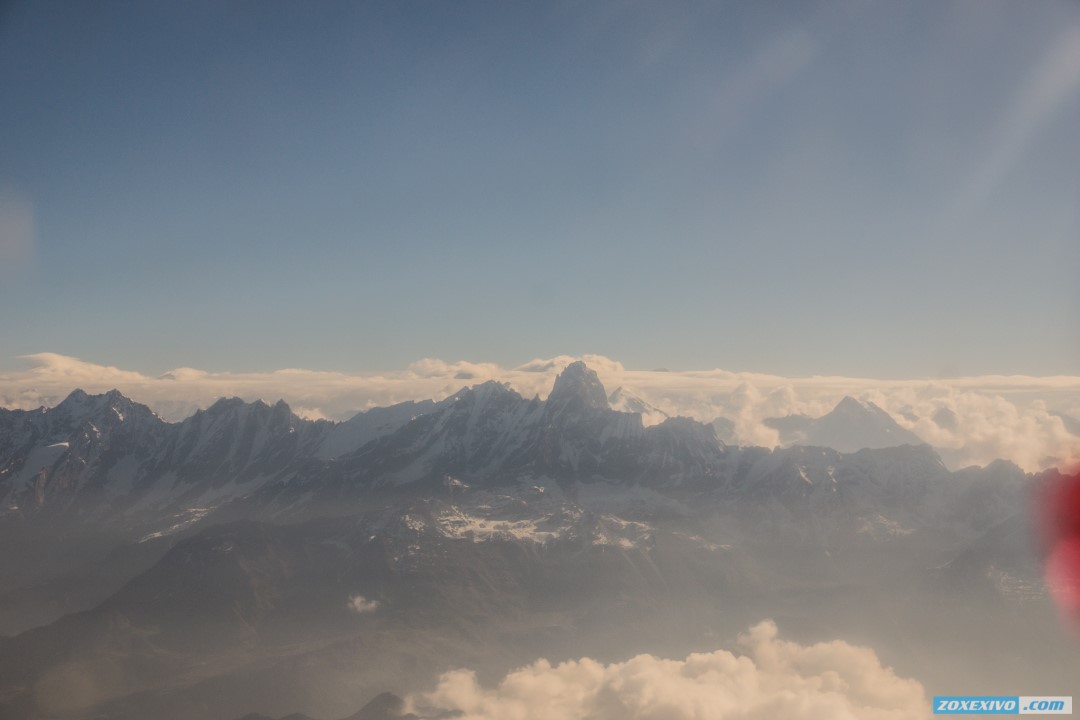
<box><xmin>0</xmin><ymin>389</ymin><xmax>168</xmax><ymax>511</ymax></box>
<box><xmin>0</xmin><ymin>365</ymin><xmax>1059</xmax><ymax>720</ymax></box>
<box><xmin>607</xmin><ymin>386</ymin><xmax>668</xmax><ymax>426</ymax></box>
<box><xmin>545</xmin><ymin>360</ymin><xmax>609</xmax><ymax>414</ymax></box>
<box><xmin>306</xmin><ymin>363</ymin><xmax>728</xmax><ymax>494</ymax></box>
<box><xmin>0</xmin><ymin>390</ymin><xmax>336</xmax><ymax>519</ymax></box>
<box><xmin>316</xmin><ymin>399</ymin><xmax>440</xmax><ymax>460</ymax></box>
<box><xmin>0</xmin><ymin>364</ymin><xmax>1030</xmax><ymax>544</ymax></box>
<box><xmin>160</xmin><ymin>398</ymin><xmax>326</xmax><ymax>481</ymax></box>
<box><xmin>327</xmin><ymin>381</ymin><xmax>546</xmax><ymax>487</ymax></box>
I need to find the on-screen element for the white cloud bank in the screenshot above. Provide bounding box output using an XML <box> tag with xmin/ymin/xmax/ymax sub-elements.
<box><xmin>406</xmin><ymin>620</ymin><xmax>930</xmax><ymax>720</ymax></box>
<box><xmin>1</xmin><ymin>352</ymin><xmax>1078</xmax><ymax>472</ymax></box>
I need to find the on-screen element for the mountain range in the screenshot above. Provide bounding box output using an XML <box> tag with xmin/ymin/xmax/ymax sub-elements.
<box><xmin>0</xmin><ymin>362</ymin><xmax>1074</xmax><ymax>720</ymax></box>
<box><xmin>0</xmin><ymin>362</ymin><xmax>953</xmax><ymax>526</ymax></box>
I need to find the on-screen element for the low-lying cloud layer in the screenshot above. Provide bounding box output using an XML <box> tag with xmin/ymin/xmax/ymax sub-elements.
<box><xmin>406</xmin><ymin>620</ymin><xmax>930</xmax><ymax>720</ymax></box>
<box><xmin>2</xmin><ymin>352</ymin><xmax>1078</xmax><ymax>472</ymax></box>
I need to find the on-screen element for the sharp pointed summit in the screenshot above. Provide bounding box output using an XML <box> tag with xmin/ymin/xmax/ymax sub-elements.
<box><xmin>765</xmin><ymin>395</ymin><xmax>924</xmax><ymax>453</ymax></box>
<box><xmin>546</xmin><ymin>361</ymin><xmax>609</xmax><ymax>414</ymax></box>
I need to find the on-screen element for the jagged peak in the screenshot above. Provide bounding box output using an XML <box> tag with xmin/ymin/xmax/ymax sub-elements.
<box><xmin>472</xmin><ymin>379</ymin><xmax>510</xmax><ymax>391</ymax></box>
<box><xmin>648</xmin><ymin>415</ymin><xmax>719</xmax><ymax>442</ymax></box>
<box><xmin>202</xmin><ymin>396</ymin><xmax>295</xmax><ymax>417</ymax></box>
<box><xmin>832</xmin><ymin>395</ymin><xmax>878</xmax><ymax>414</ymax></box>
<box><xmin>448</xmin><ymin>380</ymin><xmax>520</xmax><ymax>406</ymax></box>
<box><xmin>56</xmin><ymin>387</ymin><xmax>136</xmax><ymax>411</ymax></box>
<box><xmin>205</xmin><ymin>397</ymin><xmax>248</xmax><ymax>413</ymax></box>
<box><xmin>57</xmin><ymin>388</ymin><xmax>90</xmax><ymax>406</ymax></box>
<box><xmin>46</xmin><ymin>388</ymin><xmax>162</xmax><ymax>430</ymax></box>
<box><xmin>547</xmin><ymin>361</ymin><xmax>609</xmax><ymax>412</ymax></box>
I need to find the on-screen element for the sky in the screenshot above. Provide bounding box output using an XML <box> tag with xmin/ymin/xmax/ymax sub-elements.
<box><xmin>1</xmin><ymin>0</ymin><xmax>1079</xmax><ymax>378</ymax></box>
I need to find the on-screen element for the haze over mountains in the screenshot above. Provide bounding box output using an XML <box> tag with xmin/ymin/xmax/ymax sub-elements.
<box><xmin>3</xmin><ymin>352</ymin><xmax>1078</xmax><ymax>472</ymax></box>
<box><xmin>0</xmin><ymin>361</ymin><xmax>1033</xmax><ymax>523</ymax></box>
<box><xmin>0</xmin><ymin>362</ymin><xmax>1076</xmax><ymax>719</ymax></box>
<box><xmin>4</xmin><ymin>0</ymin><xmax>1078</xmax><ymax>715</ymax></box>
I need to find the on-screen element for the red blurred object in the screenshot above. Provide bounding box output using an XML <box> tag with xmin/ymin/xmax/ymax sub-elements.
<box><xmin>1037</xmin><ymin>468</ymin><xmax>1080</xmax><ymax>625</ymax></box>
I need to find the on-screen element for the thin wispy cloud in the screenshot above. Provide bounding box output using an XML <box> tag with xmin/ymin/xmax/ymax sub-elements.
<box><xmin>951</xmin><ymin>22</ymin><xmax>1080</xmax><ymax>221</ymax></box>
<box><xmin>0</xmin><ymin>186</ymin><xmax>35</xmax><ymax>280</ymax></box>
<box><xmin>2</xmin><ymin>352</ymin><xmax>1078</xmax><ymax>472</ymax></box>
<box><xmin>692</xmin><ymin>24</ymin><xmax>818</xmax><ymax>152</ymax></box>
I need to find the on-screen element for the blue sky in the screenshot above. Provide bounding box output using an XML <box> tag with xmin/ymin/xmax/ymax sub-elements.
<box><xmin>1</xmin><ymin>0</ymin><xmax>1078</xmax><ymax>377</ymax></box>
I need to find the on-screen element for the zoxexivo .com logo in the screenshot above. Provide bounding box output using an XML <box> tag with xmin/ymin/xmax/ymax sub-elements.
<box><xmin>934</xmin><ymin>696</ymin><xmax>1072</xmax><ymax>715</ymax></box>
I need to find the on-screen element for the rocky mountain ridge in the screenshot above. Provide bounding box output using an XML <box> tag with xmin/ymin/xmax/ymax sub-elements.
<box><xmin>0</xmin><ymin>363</ymin><xmax>1024</xmax><ymax>536</ymax></box>
<box><xmin>0</xmin><ymin>363</ymin><xmax>1066</xmax><ymax>720</ymax></box>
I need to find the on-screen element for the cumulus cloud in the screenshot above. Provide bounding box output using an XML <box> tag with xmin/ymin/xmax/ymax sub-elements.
<box><xmin>346</xmin><ymin>595</ymin><xmax>379</xmax><ymax>614</ymax></box>
<box><xmin>406</xmin><ymin>620</ymin><xmax>930</xmax><ymax>720</ymax></box>
<box><xmin>1</xmin><ymin>352</ymin><xmax>1078</xmax><ymax>472</ymax></box>
<box><xmin>292</xmin><ymin>406</ymin><xmax>330</xmax><ymax>421</ymax></box>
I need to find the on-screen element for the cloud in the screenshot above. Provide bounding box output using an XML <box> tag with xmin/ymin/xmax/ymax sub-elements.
<box><xmin>406</xmin><ymin>620</ymin><xmax>930</xmax><ymax>720</ymax></box>
<box><xmin>293</xmin><ymin>406</ymin><xmax>330</xmax><ymax>421</ymax></box>
<box><xmin>346</xmin><ymin>595</ymin><xmax>379</xmax><ymax>614</ymax></box>
<box><xmin>951</xmin><ymin>23</ymin><xmax>1080</xmax><ymax>218</ymax></box>
<box><xmin>516</xmin><ymin>355</ymin><xmax>626</xmax><ymax>375</ymax></box>
<box><xmin>407</xmin><ymin>358</ymin><xmax>503</xmax><ymax>380</ymax></box>
<box><xmin>0</xmin><ymin>186</ymin><xmax>35</xmax><ymax>279</ymax></box>
<box><xmin>702</xmin><ymin>24</ymin><xmax>817</xmax><ymax>141</ymax></box>
<box><xmin>1</xmin><ymin>352</ymin><xmax>1078</xmax><ymax>472</ymax></box>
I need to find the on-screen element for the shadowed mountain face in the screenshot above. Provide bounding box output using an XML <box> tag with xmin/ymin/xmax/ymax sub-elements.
<box><xmin>0</xmin><ymin>363</ymin><xmax>1074</xmax><ymax>720</ymax></box>
<box><xmin>0</xmin><ymin>369</ymin><xmax>943</xmax><ymax>525</ymax></box>
<box><xmin>546</xmin><ymin>360</ymin><xmax>610</xmax><ymax>414</ymax></box>
<box><xmin>0</xmin><ymin>362</ymin><xmax>728</xmax><ymax>522</ymax></box>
